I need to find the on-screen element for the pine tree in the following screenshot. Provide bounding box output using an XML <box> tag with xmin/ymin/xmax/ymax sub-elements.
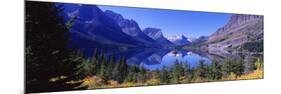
<box><xmin>182</xmin><ymin>62</ymin><xmax>191</xmax><ymax>78</ymax></box>
<box><xmin>75</xmin><ymin>58</ymin><xmax>94</xmax><ymax>77</ymax></box>
<box><xmin>209</xmin><ymin>59</ymin><xmax>222</xmax><ymax>80</ymax></box>
<box><xmin>93</xmin><ymin>48</ymin><xmax>99</xmax><ymax>59</ymax></box>
<box><xmin>25</xmin><ymin>1</ymin><xmax>81</xmax><ymax>93</ymax></box>
<box><xmin>172</xmin><ymin>60</ymin><xmax>184</xmax><ymax>83</ymax></box>
<box><xmin>195</xmin><ymin>60</ymin><xmax>207</xmax><ymax>78</ymax></box>
<box><xmin>160</xmin><ymin>65</ymin><xmax>170</xmax><ymax>83</ymax></box>
<box><xmin>231</xmin><ymin>60</ymin><xmax>244</xmax><ymax>76</ymax></box>
<box><xmin>221</xmin><ymin>58</ymin><xmax>232</xmax><ymax>76</ymax></box>
<box><xmin>99</xmin><ymin>54</ymin><xmax>107</xmax><ymax>80</ymax></box>
<box><xmin>139</xmin><ymin>64</ymin><xmax>147</xmax><ymax>83</ymax></box>
<box><xmin>125</xmin><ymin>65</ymin><xmax>139</xmax><ymax>83</ymax></box>
<box><xmin>106</xmin><ymin>56</ymin><xmax>115</xmax><ymax>80</ymax></box>
<box><xmin>113</xmin><ymin>57</ymin><xmax>128</xmax><ymax>83</ymax></box>
<box><xmin>90</xmin><ymin>51</ymin><xmax>98</xmax><ymax>75</ymax></box>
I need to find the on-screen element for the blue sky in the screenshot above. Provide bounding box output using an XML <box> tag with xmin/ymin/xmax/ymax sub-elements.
<box><xmin>99</xmin><ymin>5</ymin><xmax>231</xmax><ymax>38</ymax></box>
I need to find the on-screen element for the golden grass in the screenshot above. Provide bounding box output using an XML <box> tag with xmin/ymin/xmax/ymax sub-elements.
<box><xmin>70</xmin><ymin>62</ymin><xmax>263</xmax><ymax>89</ymax></box>
<box><xmin>237</xmin><ymin>68</ymin><xmax>263</xmax><ymax>80</ymax></box>
<box><xmin>145</xmin><ymin>78</ymin><xmax>161</xmax><ymax>85</ymax></box>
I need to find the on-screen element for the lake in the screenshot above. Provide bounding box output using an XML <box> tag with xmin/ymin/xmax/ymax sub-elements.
<box><xmin>82</xmin><ymin>48</ymin><xmax>213</xmax><ymax>70</ymax></box>
<box><xmin>141</xmin><ymin>50</ymin><xmax>212</xmax><ymax>70</ymax></box>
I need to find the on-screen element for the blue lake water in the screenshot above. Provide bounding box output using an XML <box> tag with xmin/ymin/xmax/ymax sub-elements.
<box><xmin>143</xmin><ymin>50</ymin><xmax>211</xmax><ymax>70</ymax></box>
<box><xmin>83</xmin><ymin>48</ymin><xmax>212</xmax><ymax>70</ymax></box>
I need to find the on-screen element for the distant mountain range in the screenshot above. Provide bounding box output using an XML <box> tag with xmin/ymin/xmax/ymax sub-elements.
<box><xmin>60</xmin><ymin>4</ymin><xmax>263</xmax><ymax>51</ymax></box>
<box><xmin>61</xmin><ymin>4</ymin><xmax>172</xmax><ymax>48</ymax></box>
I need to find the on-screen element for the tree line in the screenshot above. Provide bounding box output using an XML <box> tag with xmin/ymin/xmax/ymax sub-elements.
<box><xmin>71</xmin><ymin>51</ymin><xmax>248</xmax><ymax>89</ymax></box>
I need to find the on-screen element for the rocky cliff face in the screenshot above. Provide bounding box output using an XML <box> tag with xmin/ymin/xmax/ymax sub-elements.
<box><xmin>143</xmin><ymin>28</ymin><xmax>173</xmax><ymax>45</ymax></box>
<box><xmin>61</xmin><ymin>4</ymin><xmax>145</xmax><ymax>48</ymax></box>
<box><xmin>104</xmin><ymin>10</ymin><xmax>161</xmax><ymax>47</ymax></box>
<box><xmin>205</xmin><ymin>14</ymin><xmax>263</xmax><ymax>50</ymax></box>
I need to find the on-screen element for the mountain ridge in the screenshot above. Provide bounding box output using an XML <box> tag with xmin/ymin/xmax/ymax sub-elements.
<box><xmin>203</xmin><ymin>14</ymin><xmax>263</xmax><ymax>52</ymax></box>
<box><xmin>143</xmin><ymin>27</ymin><xmax>173</xmax><ymax>46</ymax></box>
<box><xmin>61</xmin><ymin>4</ymin><xmax>148</xmax><ymax>48</ymax></box>
<box><xmin>104</xmin><ymin>10</ymin><xmax>161</xmax><ymax>47</ymax></box>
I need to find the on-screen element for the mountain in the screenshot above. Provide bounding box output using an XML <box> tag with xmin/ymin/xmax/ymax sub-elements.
<box><xmin>143</xmin><ymin>28</ymin><xmax>173</xmax><ymax>46</ymax></box>
<box><xmin>192</xmin><ymin>36</ymin><xmax>209</xmax><ymax>44</ymax></box>
<box><xmin>204</xmin><ymin>14</ymin><xmax>263</xmax><ymax>51</ymax></box>
<box><xmin>167</xmin><ymin>35</ymin><xmax>191</xmax><ymax>45</ymax></box>
<box><xmin>61</xmin><ymin>4</ymin><xmax>145</xmax><ymax>48</ymax></box>
<box><xmin>104</xmin><ymin>10</ymin><xmax>161</xmax><ymax>47</ymax></box>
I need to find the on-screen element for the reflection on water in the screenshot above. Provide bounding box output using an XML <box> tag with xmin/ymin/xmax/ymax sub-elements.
<box><xmin>142</xmin><ymin>50</ymin><xmax>211</xmax><ymax>70</ymax></box>
<box><xmin>82</xmin><ymin>48</ymin><xmax>214</xmax><ymax>70</ymax></box>
<box><xmin>80</xmin><ymin>46</ymin><xmax>262</xmax><ymax>72</ymax></box>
